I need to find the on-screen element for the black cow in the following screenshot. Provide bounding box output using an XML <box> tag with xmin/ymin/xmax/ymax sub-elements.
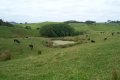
<box><xmin>14</xmin><ymin>39</ymin><xmax>20</xmax><ymax>44</ymax></box>
<box><xmin>100</xmin><ymin>32</ymin><xmax>104</xmax><ymax>34</ymax></box>
<box><xmin>29</xmin><ymin>44</ymin><xmax>33</xmax><ymax>50</ymax></box>
<box><xmin>38</xmin><ymin>50</ymin><xmax>42</xmax><ymax>55</ymax></box>
<box><xmin>104</xmin><ymin>38</ymin><xmax>107</xmax><ymax>41</ymax></box>
<box><xmin>112</xmin><ymin>32</ymin><xmax>115</xmax><ymax>36</ymax></box>
<box><xmin>86</xmin><ymin>35</ymin><xmax>88</xmax><ymax>37</ymax></box>
<box><xmin>87</xmin><ymin>38</ymin><xmax>90</xmax><ymax>41</ymax></box>
<box><xmin>117</xmin><ymin>32</ymin><xmax>120</xmax><ymax>34</ymax></box>
<box><xmin>91</xmin><ymin>40</ymin><xmax>95</xmax><ymax>43</ymax></box>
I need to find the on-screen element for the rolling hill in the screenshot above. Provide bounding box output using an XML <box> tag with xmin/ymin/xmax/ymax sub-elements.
<box><xmin>0</xmin><ymin>22</ymin><xmax>120</xmax><ymax>80</ymax></box>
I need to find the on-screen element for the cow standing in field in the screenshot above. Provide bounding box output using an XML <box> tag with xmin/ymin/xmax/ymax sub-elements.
<box><xmin>91</xmin><ymin>40</ymin><xmax>95</xmax><ymax>43</ymax></box>
<box><xmin>104</xmin><ymin>38</ymin><xmax>107</xmax><ymax>41</ymax></box>
<box><xmin>117</xmin><ymin>32</ymin><xmax>120</xmax><ymax>34</ymax></box>
<box><xmin>87</xmin><ymin>38</ymin><xmax>91</xmax><ymax>41</ymax></box>
<box><xmin>14</xmin><ymin>39</ymin><xmax>20</xmax><ymax>44</ymax></box>
<box><xmin>86</xmin><ymin>35</ymin><xmax>88</xmax><ymax>37</ymax></box>
<box><xmin>112</xmin><ymin>32</ymin><xmax>115</xmax><ymax>36</ymax></box>
<box><xmin>100</xmin><ymin>32</ymin><xmax>105</xmax><ymax>34</ymax></box>
<box><xmin>29</xmin><ymin>44</ymin><xmax>33</xmax><ymax>50</ymax></box>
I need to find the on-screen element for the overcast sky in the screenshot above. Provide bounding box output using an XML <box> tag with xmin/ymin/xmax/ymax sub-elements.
<box><xmin>0</xmin><ymin>0</ymin><xmax>120</xmax><ymax>23</ymax></box>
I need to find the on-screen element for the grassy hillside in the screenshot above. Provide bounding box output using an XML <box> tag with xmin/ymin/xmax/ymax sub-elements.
<box><xmin>20</xmin><ymin>22</ymin><xmax>61</xmax><ymax>29</ymax></box>
<box><xmin>20</xmin><ymin>22</ymin><xmax>120</xmax><ymax>32</ymax></box>
<box><xmin>70</xmin><ymin>23</ymin><xmax>120</xmax><ymax>32</ymax></box>
<box><xmin>0</xmin><ymin>23</ymin><xmax>120</xmax><ymax>80</ymax></box>
<box><xmin>0</xmin><ymin>26</ymin><xmax>39</xmax><ymax>38</ymax></box>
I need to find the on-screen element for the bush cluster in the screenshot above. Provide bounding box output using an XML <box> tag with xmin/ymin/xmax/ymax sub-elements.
<box><xmin>25</xmin><ymin>26</ymin><xmax>31</xmax><ymax>29</ymax></box>
<box><xmin>40</xmin><ymin>23</ymin><xmax>80</xmax><ymax>37</ymax></box>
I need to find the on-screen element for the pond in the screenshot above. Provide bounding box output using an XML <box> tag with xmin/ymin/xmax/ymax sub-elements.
<box><xmin>52</xmin><ymin>40</ymin><xmax>76</xmax><ymax>46</ymax></box>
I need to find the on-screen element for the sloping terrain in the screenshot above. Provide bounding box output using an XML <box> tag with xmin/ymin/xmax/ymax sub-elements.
<box><xmin>0</xmin><ymin>23</ymin><xmax>120</xmax><ymax>80</ymax></box>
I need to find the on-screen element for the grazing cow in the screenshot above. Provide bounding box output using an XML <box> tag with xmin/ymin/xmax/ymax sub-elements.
<box><xmin>38</xmin><ymin>50</ymin><xmax>42</xmax><ymax>55</ymax></box>
<box><xmin>112</xmin><ymin>32</ymin><xmax>115</xmax><ymax>36</ymax></box>
<box><xmin>29</xmin><ymin>44</ymin><xmax>33</xmax><ymax>50</ymax></box>
<box><xmin>104</xmin><ymin>38</ymin><xmax>107</xmax><ymax>41</ymax></box>
<box><xmin>100</xmin><ymin>32</ymin><xmax>104</xmax><ymax>34</ymax></box>
<box><xmin>91</xmin><ymin>40</ymin><xmax>95</xmax><ymax>43</ymax></box>
<box><xmin>36</xmin><ymin>28</ymin><xmax>40</xmax><ymax>30</ymax></box>
<box><xmin>117</xmin><ymin>32</ymin><xmax>120</xmax><ymax>34</ymax></box>
<box><xmin>88</xmin><ymin>38</ymin><xmax>90</xmax><ymax>41</ymax></box>
<box><xmin>86</xmin><ymin>35</ymin><xmax>88</xmax><ymax>37</ymax></box>
<box><xmin>14</xmin><ymin>39</ymin><xmax>20</xmax><ymax>44</ymax></box>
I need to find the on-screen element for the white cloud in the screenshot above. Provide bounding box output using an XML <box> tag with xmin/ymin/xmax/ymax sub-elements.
<box><xmin>0</xmin><ymin>0</ymin><xmax>120</xmax><ymax>22</ymax></box>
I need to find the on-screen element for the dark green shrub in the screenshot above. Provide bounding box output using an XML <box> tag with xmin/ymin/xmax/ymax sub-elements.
<box><xmin>25</xmin><ymin>26</ymin><xmax>31</xmax><ymax>29</ymax></box>
<box><xmin>36</xmin><ymin>28</ymin><xmax>40</xmax><ymax>30</ymax></box>
<box><xmin>40</xmin><ymin>23</ymin><xmax>76</xmax><ymax>37</ymax></box>
<box><xmin>38</xmin><ymin>50</ymin><xmax>42</xmax><ymax>55</ymax></box>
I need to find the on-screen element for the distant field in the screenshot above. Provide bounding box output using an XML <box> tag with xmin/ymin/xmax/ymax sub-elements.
<box><xmin>70</xmin><ymin>23</ymin><xmax>120</xmax><ymax>32</ymax></box>
<box><xmin>19</xmin><ymin>22</ymin><xmax>61</xmax><ymax>29</ymax></box>
<box><xmin>0</xmin><ymin>22</ymin><xmax>120</xmax><ymax>80</ymax></box>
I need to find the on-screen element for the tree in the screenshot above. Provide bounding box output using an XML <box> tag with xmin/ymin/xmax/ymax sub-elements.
<box><xmin>107</xmin><ymin>20</ymin><xmax>120</xmax><ymax>23</ymax></box>
<box><xmin>0</xmin><ymin>19</ymin><xmax>3</xmax><ymax>25</ymax></box>
<box><xmin>0</xmin><ymin>19</ymin><xmax>14</xmax><ymax>27</ymax></box>
<box><xmin>5</xmin><ymin>22</ymin><xmax>14</xmax><ymax>27</ymax></box>
<box><xmin>25</xmin><ymin>22</ymin><xmax>28</xmax><ymax>24</ymax></box>
<box><xmin>107</xmin><ymin>20</ymin><xmax>111</xmax><ymax>23</ymax></box>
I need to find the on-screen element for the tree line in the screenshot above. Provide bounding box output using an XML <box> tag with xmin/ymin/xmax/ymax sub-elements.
<box><xmin>64</xmin><ymin>20</ymin><xmax>96</xmax><ymax>24</ymax></box>
<box><xmin>0</xmin><ymin>19</ymin><xmax>14</xmax><ymax>27</ymax></box>
<box><xmin>107</xmin><ymin>20</ymin><xmax>120</xmax><ymax>23</ymax></box>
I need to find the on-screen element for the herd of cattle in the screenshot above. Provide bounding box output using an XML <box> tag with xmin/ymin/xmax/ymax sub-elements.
<box><xmin>1</xmin><ymin>31</ymin><xmax>119</xmax><ymax>61</ymax></box>
<box><xmin>13</xmin><ymin>31</ymin><xmax>120</xmax><ymax>48</ymax></box>
<box><xmin>86</xmin><ymin>31</ymin><xmax>120</xmax><ymax>43</ymax></box>
<box><xmin>14</xmin><ymin>39</ymin><xmax>34</xmax><ymax>49</ymax></box>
